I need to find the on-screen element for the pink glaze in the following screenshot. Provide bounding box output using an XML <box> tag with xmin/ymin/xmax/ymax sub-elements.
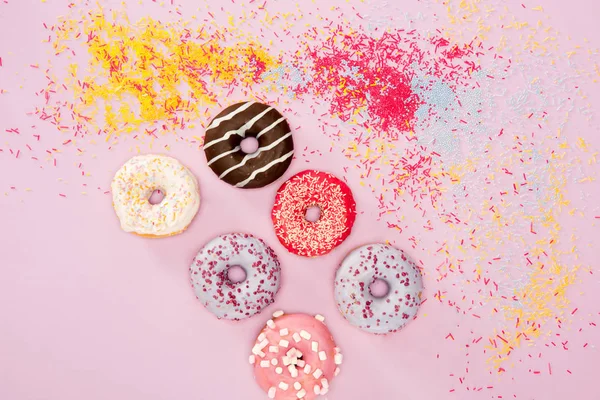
<box><xmin>251</xmin><ymin>313</ymin><xmax>341</xmax><ymax>400</ymax></box>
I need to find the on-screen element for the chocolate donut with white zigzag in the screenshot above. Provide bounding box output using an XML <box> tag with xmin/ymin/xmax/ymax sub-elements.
<box><xmin>203</xmin><ymin>101</ymin><xmax>294</xmax><ymax>189</ymax></box>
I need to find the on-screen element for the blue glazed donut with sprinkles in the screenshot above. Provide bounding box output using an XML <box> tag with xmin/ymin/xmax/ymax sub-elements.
<box><xmin>334</xmin><ymin>244</ymin><xmax>424</xmax><ymax>334</ymax></box>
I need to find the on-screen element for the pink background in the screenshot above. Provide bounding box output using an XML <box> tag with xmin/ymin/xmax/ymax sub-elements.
<box><xmin>1</xmin><ymin>1</ymin><xmax>599</xmax><ymax>399</ymax></box>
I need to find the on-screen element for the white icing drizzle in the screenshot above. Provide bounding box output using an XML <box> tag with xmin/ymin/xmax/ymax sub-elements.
<box><xmin>203</xmin><ymin>106</ymin><xmax>274</xmax><ymax>150</ymax></box>
<box><xmin>235</xmin><ymin>150</ymin><xmax>294</xmax><ymax>188</ymax></box>
<box><xmin>206</xmin><ymin>101</ymin><xmax>255</xmax><ymax>130</ymax></box>
<box><xmin>218</xmin><ymin>132</ymin><xmax>293</xmax><ymax>179</ymax></box>
<box><xmin>256</xmin><ymin>117</ymin><xmax>286</xmax><ymax>139</ymax></box>
<box><xmin>207</xmin><ymin>146</ymin><xmax>240</xmax><ymax>166</ymax></box>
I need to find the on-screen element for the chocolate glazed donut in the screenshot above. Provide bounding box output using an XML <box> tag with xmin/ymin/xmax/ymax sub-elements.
<box><xmin>203</xmin><ymin>101</ymin><xmax>294</xmax><ymax>189</ymax></box>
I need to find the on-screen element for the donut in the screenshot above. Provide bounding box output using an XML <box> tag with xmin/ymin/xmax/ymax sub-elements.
<box><xmin>250</xmin><ymin>312</ymin><xmax>342</xmax><ymax>400</ymax></box>
<box><xmin>271</xmin><ymin>170</ymin><xmax>356</xmax><ymax>257</ymax></box>
<box><xmin>203</xmin><ymin>101</ymin><xmax>294</xmax><ymax>189</ymax></box>
<box><xmin>189</xmin><ymin>233</ymin><xmax>281</xmax><ymax>320</ymax></box>
<box><xmin>111</xmin><ymin>154</ymin><xmax>200</xmax><ymax>238</ymax></box>
<box><xmin>334</xmin><ymin>244</ymin><xmax>424</xmax><ymax>334</ymax></box>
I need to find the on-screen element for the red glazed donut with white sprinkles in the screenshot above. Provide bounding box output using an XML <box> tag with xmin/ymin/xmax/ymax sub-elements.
<box><xmin>189</xmin><ymin>233</ymin><xmax>281</xmax><ymax>320</ymax></box>
<box><xmin>334</xmin><ymin>244</ymin><xmax>424</xmax><ymax>334</ymax></box>
<box><xmin>271</xmin><ymin>170</ymin><xmax>356</xmax><ymax>257</ymax></box>
<box><xmin>250</xmin><ymin>312</ymin><xmax>342</xmax><ymax>400</ymax></box>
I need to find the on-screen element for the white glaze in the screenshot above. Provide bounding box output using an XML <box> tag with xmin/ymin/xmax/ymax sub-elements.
<box><xmin>111</xmin><ymin>154</ymin><xmax>200</xmax><ymax>236</ymax></box>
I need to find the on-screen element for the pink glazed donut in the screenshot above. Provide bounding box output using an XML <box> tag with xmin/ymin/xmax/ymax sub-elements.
<box><xmin>250</xmin><ymin>312</ymin><xmax>342</xmax><ymax>400</ymax></box>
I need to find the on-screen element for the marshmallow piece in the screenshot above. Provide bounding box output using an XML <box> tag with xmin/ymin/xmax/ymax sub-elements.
<box><xmin>297</xmin><ymin>360</ymin><xmax>306</xmax><ymax>368</ymax></box>
<box><xmin>268</xmin><ymin>387</ymin><xmax>276</xmax><ymax>399</ymax></box>
<box><xmin>279</xmin><ymin>339</ymin><xmax>289</xmax><ymax>348</ymax></box>
<box><xmin>321</xmin><ymin>378</ymin><xmax>329</xmax><ymax>389</ymax></box>
<box><xmin>303</xmin><ymin>364</ymin><xmax>312</xmax><ymax>374</ymax></box>
<box><xmin>279</xmin><ymin>328</ymin><xmax>289</xmax><ymax>336</ymax></box>
<box><xmin>251</xmin><ymin>347</ymin><xmax>266</xmax><ymax>358</ymax></box>
<box><xmin>300</xmin><ymin>330</ymin><xmax>312</xmax><ymax>340</ymax></box>
<box><xmin>320</xmin><ymin>387</ymin><xmax>329</xmax><ymax>395</ymax></box>
<box><xmin>275</xmin><ymin>367</ymin><xmax>283</xmax><ymax>374</ymax></box>
<box><xmin>267</xmin><ymin>319</ymin><xmax>276</xmax><ymax>329</ymax></box>
<box><xmin>312</xmin><ymin>368</ymin><xmax>323</xmax><ymax>379</ymax></box>
<box><xmin>334</xmin><ymin>347</ymin><xmax>341</xmax><ymax>354</ymax></box>
<box><xmin>260</xmin><ymin>360</ymin><xmax>270</xmax><ymax>368</ymax></box>
<box><xmin>249</xmin><ymin>355</ymin><xmax>255</xmax><ymax>364</ymax></box>
<box><xmin>293</xmin><ymin>382</ymin><xmax>302</xmax><ymax>390</ymax></box>
<box><xmin>258</xmin><ymin>333</ymin><xmax>266</xmax><ymax>342</ymax></box>
<box><xmin>273</xmin><ymin>310</ymin><xmax>284</xmax><ymax>318</ymax></box>
<box><xmin>286</xmin><ymin>348</ymin><xmax>297</xmax><ymax>358</ymax></box>
<box><xmin>288</xmin><ymin>365</ymin><xmax>298</xmax><ymax>378</ymax></box>
<box><xmin>334</xmin><ymin>367</ymin><xmax>341</xmax><ymax>376</ymax></box>
<box><xmin>292</xmin><ymin>333</ymin><xmax>301</xmax><ymax>343</ymax></box>
<box><xmin>315</xmin><ymin>314</ymin><xmax>325</xmax><ymax>322</ymax></box>
<box><xmin>334</xmin><ymin>353</ymin><xmax>343</xmax><ymax>365</ymax></box>
<box><xmin>282</xmin><ymin>356</ymin><xmax>291</xmax><ymax>366</ymax></box>
<box><xmin>318</xmin><ymin>351</ymin><xmax>327</xmax><ymax>361</ymax></box>
<box><xmin>271</xmin><ymin>358</ymin><xmax>278</xmax><ymax>366</ymax></box>
<box><xmin>311</xmin><ymin>341</ymin><xmax>319</xmax><ymax>352</ymax></box>
<box><xmin>313</xmin><ymin>385</ymin><xmax>321</xmax><ymax>395</ymax></box>
<box><xmin>257</xmin><ymin>339</ymin><xmax>269</xmax><ymax>350</ymax></box>
<box><xmin>269</xmin><ymin>346</ymin><xmax>279</xmax><ymax>353</ymax></box>
<box><xmin>296</xmin><ymin>389</ymin><xmax>306</xmax><ymax>399</ymax></box>
<box><xmin>279</xmin><ymin>382</ymin><xmax>289</xmax><ymax>391</ymax></box>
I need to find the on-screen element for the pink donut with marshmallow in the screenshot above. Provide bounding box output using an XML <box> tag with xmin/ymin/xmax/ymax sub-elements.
<box><xmin>249</xmin><ymin>312</ymin><xmax>342</xmax><ymax>399</ymax></box>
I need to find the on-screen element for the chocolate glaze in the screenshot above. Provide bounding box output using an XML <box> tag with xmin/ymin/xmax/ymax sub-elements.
<box><xmin>203</xmin><ymin>101</ymin><xmax>294</xmax><ymax>189</ymax></box>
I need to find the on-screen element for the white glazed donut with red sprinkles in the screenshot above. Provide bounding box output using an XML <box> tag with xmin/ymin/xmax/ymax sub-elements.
<box><xmin>189</xmin><ymin>233</ymin><xmax>281</xmax><ymax>320</ymax></box>
<box><xmin>250</xmin><ymin>312</ymin><xmax>342</xmax><ymax>400</ymax></box>
<box><xmin>334</xmin><ymin>244</ymin><xmax>424</xmax><ymax>334</ymax></box>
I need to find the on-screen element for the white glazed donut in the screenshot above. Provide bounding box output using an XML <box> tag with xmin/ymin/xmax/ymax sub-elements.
<box><xmin>334</xmin><ymin>244</ymin><xmax>424</xmax><ymax>334</ymax></box>
<box><xmin>111</xmin><ymin>154</ymin><xmax>200</xmax><ymax>237</ymax></box>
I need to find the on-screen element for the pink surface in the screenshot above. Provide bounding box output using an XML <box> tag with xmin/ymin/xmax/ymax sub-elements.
<box><xmin>1</xmin><ymin>1</ymin><xmax>599</xmax><ymax>400</ymax></box>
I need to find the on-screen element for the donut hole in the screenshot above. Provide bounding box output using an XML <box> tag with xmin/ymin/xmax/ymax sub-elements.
<box><xmin>226</xmin><ymin>265</ymin><xmax>247</xmax><ymax>284</ymax></box>
<box><xmin>240</xmin><ymin>137</ymin><xmax>259</xmax><ymax>154</ymax></box>
<box><xmin>304</xmin><ymin>205</ymin><xmax>321</xmax><ymax>222</ymax></box>
<box><xmin>148</xmin><ymin>189</ymin><xmax>165</xmax><ymax>205</ymax></box>
<box><xmin>369</xmin><ymin>278</ymin><xmax>390</xmax><ymax>298</ymax></box>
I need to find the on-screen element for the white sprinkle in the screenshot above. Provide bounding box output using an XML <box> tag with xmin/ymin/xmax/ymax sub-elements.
<box><xmin>258</xmin><ymin>333</ymin><xmax>266</xmax><ymax>342</ymax></box>
<box><xmin>318</xmin><ymin>351</ymin><xmax>327</xmax><ymax>361</ymax></box>
<box><xmin>303</xmin><ymin>364</ymin><xmax>312</xmax><ymax>374</ymax></box>
<box><xmin>286</xmin><ymin>348</ymin><xmax>297</xmax><ymax>358</ymax></box>
<box><xmin>271</xmin><ymin>358</ymin><xmax>278</xmax><ymax>366</ymax></box>
<box><xmin>273</xmin><ymin>310</ymin><xmax>284</xmax><ymax>318</ymax></box>
<box><xmin>269</xmin><ymin>346</ymin><xmax>279</xmax><ymax>353</ymax></box>
<box><xmin>296</xmin><ymin>389</ymin><xmax>306</xmax><ymax>398</ymax></box>
<box><xmin>334</xmin><ymin>353</ymin><xmax>343</xmax><ymax>365</ymax></box>
<box><xmin>292</xmin><ymin>333</ymin><xmax>301</xmax><ymax>343</ymax></box>
<box><xmin>311</xmin><ymin>341</ymin><xmax>319</xmax><ymax>352</ymax></box>
<box><xmin>321</xmin><ymin>378</ymin><xmax>329</xmax><ymax>389</ymax></box>
<box><xmin>282</xmin><ymin>356</ymin><xmax>291</xmax><ymax>366</ymax></box>
<box><xmin>289</xmin><ymin>365</ymin><xmax>298</xmax><ymax>378</ymax></box>
<box><xmin>251</xmin><ymin>347</ymin><xmax>266</xmax><ymax>357</ymax></box>
<box><xmin>313</xmin><ymin>369</ymin><xmax>323</xmax><ymax>379</ymax></box>
<box><xmin>297</xmin><ymin>360</ymin><xmax>305</xmax><ymax>368</ymax></box>
<box><xmin>279</xmin><ymin>328</ymin><xmax>289</xmax><ymax>336</ymax></box>
<box><xmin>300</xmin><ymin>330</ymin><xmax>312</xmax><ymax>340</ymax></box>
<box><xmin>268</xmin><ymin>387</ymin><xmax>276</xmax><ymax>399</ymax></box>
<box><xmin>260</xmin><ymin>360</ymin><xmax>270</xmax><ymax>368</ymax></box>
<box><xmin>278</xmin><ymin>382</ymin><xmax>289</xmax><ymax>391</ymax></box>
<box><xmin>313</xmin><ymin>385</ymin><xmax>321</xmax><ymax>395</ymax></box>
<box><xmin>249</xmin><ymin>355</ymin><xmax>255</xmax><ymax>364</ymax></box>
<box><xmin>279</xmin><ymin>339</ymin><xmax>289</xmax><ymax>348</ymax></box>
<box><xmin>258</xmin><ymin>339</ymin><xmax>269</xmax><ymax>350</ymax></box>
<box><xmin>275</xmin><ymin>367</ymin><xmax>283</xmax><ymax>374</ymax></box>
<box><xmin>315</xmin><ymin>314</ymin><xmax>325</xmax><ymax>322</ymax></box>
<box><xmin>267</xmin><ymin>319</ymin><xmax>276</xmax><ymax>329</ymax></box>
<box><xmin>334</xmin><ymin>367</ymin><xmax>341</xmax><ymax>376</ymax></box>
<box><xmin>293</xmin><ymin>382</ymin><xmax>302</xmax><ymax>390</ymax></box>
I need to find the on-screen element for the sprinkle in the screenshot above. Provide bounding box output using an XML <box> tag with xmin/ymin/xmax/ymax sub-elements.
<box><xmin>278</xmin><ymin>382</ymin><xmax>289</xmax><ymax>391</ymax></box>
<box><xmin>334</xmin><ymin>353</ymin><xmax>343</xmax><ymax>365</ymax></box>
<box><xmin>315</xmin><ymin>314</ymin><xmax>325</xmax><ymax>322</ymax></box>
<box><xmin>275</xmin><ymin>367</ymin><xmax>283</xmax><ymax>375</ymax></box>
<box><xmin>279</xmin><ymin>340</ymin><xmax>289</xmax><ymax>348</ymax></box>
<box><xmin>313</xmin><ymin>369</ymin><xmax>323</xmax><ymax>379</ymax></box>
<box><xmin>318</xmin><ymin>351</ymin><xmax>327</xmax><ymax>361</ymax></box>
<box><xmin>271</xmin><ymin>358</ymin><xmax>278</xmax><ymax>366</ymax></box>
<box><xmin>273</xmin><ymin>310</ymin><xmax>284</xmax><ymax>318</ymax></box>
<box><xmin>267</xmin><ymin>320</ymin><xmax>276</xmax><ymax>329</ymax></box>
<box><xmin>321</xmin><ymin>378</ymin><xmax>329</xmax><ymax>389</ymax></box>
<box><xmin>260</xmin><ymin>360</ymin><xmax>270</xmax><ymax>368</ymax></box>
<box><xmin>248</xmin><ymin>355</ymin><xmax>255</xmax><ymax>365</ymax></box>
<box><xmin>311</xmin><ymin>342</ymin><xmax>319</xmax><ymax>352</ymax></box>
<box><xmin>293</xmin><ymin>333</ymin><xmax>302</xmax><ymax>343</ymax></box>
<box><xmin>296</xmin><ymin>389</ymin><xmax>306</xmax><ymax>398</ymax></box>
<box><xmin>279</xmin><ymin>328</ymin><xmax>289</xmax><ymax>336</ymax></box>
<box><xmin>293</xmin><ymin>382</ymin><xmax>302</xmax><ymax>390</ymax></box>
<box><xmin>288</xmin><ymin>365</ymin><xmax>298</xmax><ymax>378</ymax></box>
<box><xmin>268</xmin><ymin>387</ymin><xmax>276</xmax><ymax>399</ymax></box>
<box><xmin>313</xmin><ymin>385</ymin><xmax>321</xmax><ymax>395</ymax></box>
<box><xmin>269</xmin><ymin>346</ymin><xmax>279</xmax><ymax>353</ymax></box>
<box><xmin>303</xmin><ymin>364</ymin><xmax>312</xmax><ymax>374</ymax></box>
<box><xmin>300</xmin><ymin>330</ymin><xmax>312</xmax><ymax>340</ymax></box>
